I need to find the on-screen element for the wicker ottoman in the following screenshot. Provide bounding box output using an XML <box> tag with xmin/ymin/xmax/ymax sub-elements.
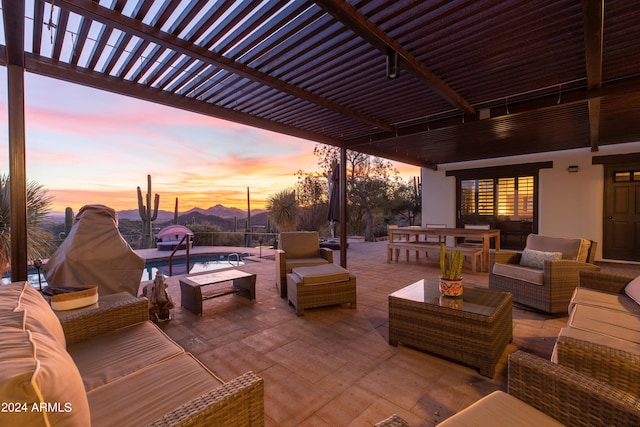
<box><xmin>286</xmin><ymin>264</ymin><xmax>357</xmax><ymax>316</ymax></box>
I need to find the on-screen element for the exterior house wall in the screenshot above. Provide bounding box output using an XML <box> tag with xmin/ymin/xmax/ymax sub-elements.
<box><xmin>421</xmin><ymin>141</ymin><xmax>640</xmax><ymax>261</ymax></box>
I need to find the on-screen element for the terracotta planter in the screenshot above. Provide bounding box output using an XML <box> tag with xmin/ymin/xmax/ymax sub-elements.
<box><xmin>439</xmin><ymin>277</ymin><xmax>463</xmax><ymax>297</ymax></box>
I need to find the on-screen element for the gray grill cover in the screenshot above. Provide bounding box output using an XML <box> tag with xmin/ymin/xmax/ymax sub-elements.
<box><xmin>44</xmin><ymin>204</ymin><xmax>144</xmax><ymax>296</ymax></box>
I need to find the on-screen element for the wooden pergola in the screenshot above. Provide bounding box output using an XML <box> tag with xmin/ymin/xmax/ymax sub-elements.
<box><xmin>2</xmin><ymin>0</ymin><xmax>640</xmax><ymax>278</ymax></box>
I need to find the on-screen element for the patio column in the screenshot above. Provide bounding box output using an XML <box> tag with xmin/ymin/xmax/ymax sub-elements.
<box><xmin>3</xmin><ymin>0</ymin><xmax>28</xmax><ymax>281</ymax></box>
<box><xmin>340</xmin><ymin>147</ymin><xmax>347</xmax><ymax>268</ymax></box>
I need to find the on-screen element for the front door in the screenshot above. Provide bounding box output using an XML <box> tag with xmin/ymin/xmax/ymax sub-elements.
<box><xmin>603</xmin><ymin>165</ymin><xmax>640</xmax><ymax>261</ymax></box>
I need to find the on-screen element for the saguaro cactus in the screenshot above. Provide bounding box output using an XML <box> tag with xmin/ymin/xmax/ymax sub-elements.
<box><xmin>64</xmin><ymin>207</ymin><xmax>74</xmax><ymax>238</ymax></box>
<box><xmin>174</xmin><ymin>197</ymin><xmax>179</xmax><ymax>225</ymax></box>
<box><xmin>137</xmin><ymin>174</ymin><xmax>159</xmax><ymax>248</ymax></box>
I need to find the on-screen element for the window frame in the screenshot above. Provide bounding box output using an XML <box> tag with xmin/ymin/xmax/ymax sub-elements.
<box><xmin>446</xmin><ymin>162</ymin><xmax>551</xmax><ymax>247</ymax></box>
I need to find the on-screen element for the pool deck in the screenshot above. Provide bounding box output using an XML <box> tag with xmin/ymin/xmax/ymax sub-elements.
<box><xmin>142</xmin><ymin>241</ymin><xmax>640</xmax><ymax>426</ymax></box>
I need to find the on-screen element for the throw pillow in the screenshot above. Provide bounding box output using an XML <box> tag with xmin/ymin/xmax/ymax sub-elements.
<box><xmin>625</xmin><ymin>276</ymin><xmax>640</xmax><ymax>305</ymax></box>
<box><xmin>519</xmin><ymin>248</ymin><xmax>562</xmax><ymax>269</ymax></box>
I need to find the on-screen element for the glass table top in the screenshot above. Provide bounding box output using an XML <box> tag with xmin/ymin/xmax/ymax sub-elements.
<box><xmin>389</xmin><ymin>279</ymin><xmax>508</xmax><ymax>317</ymax></box>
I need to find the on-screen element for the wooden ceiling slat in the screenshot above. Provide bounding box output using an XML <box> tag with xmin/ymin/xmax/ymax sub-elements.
<box><xmin>70</xmin><ymin>16</ymin><xmax>92</xmax><ymax>66</ymax></box>
<box><xmin>102</xmin><ymin>32</ymin><xmax>133</xmax><ymax>74</ymax></box>
<box><xmin>51</xmin><ymin>8</ymin><xmax>69</xmax><ymax>60</ymax></box>
<box><xmin>31</xmin><ymin>0</ymin><xmax>45</xmax><ymax>56</ymax></box>
<box><xmin>86</xmin><ymin>25</ymin><xmax>114</xmax><ymax>70</ymax></box>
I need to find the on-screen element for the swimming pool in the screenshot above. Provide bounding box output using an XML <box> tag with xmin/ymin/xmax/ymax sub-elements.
<box><xmin>141</xmin><ymin>253</ymin><xmax>250</xmax><ymax>281</ymax></box>
<box><xmin>2</xmin><ymin>253</ymin><xmax>251</xmax><ymax>287</ymax></box>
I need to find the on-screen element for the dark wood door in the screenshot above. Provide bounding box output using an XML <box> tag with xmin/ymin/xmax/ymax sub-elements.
<box><xmin>604</xmin><ymin>165</ymin><xmax>640</xmax><ymax>261</ymax></box>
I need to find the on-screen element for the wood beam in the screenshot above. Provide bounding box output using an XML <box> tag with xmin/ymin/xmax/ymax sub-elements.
<box><xmin>2</xmin><ymin>0</ymin><xmax>28</xmax><ymax>281</ymax></box>
<box><xmin>583</xmin><ymin>0</ymin><xmax>605</xmax><ymax>152</ymax></box>
<box><xmin>345</xmin><ymin>74</ymin><xmax>640</xmax><ymax>149</ymax></box>
<box><xmin>56</xmin><ymin>0</ymin><xmax>394</xmax><ymax>132</ymax></box>
<box><xmin>25</xmin><ymin>54</ymin><xmax>343</xmax><ymax>149</ymax></box>
<box><xmin>315</xmin><ymin>0</ymin><xmax>476</xmax><ymax>115</ymax></box>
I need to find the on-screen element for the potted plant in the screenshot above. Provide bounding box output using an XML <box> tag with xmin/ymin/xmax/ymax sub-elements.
<box><xmin>439</xmin><ymin>243</ymin><xmax>463</xmax><ymax>296</ymax></box>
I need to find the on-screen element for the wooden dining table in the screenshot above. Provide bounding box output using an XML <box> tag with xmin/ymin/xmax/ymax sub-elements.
<box><xmin>388</xmin><ymin>226</ymin><xmax>501</xmax><ymax>272</ymax></box>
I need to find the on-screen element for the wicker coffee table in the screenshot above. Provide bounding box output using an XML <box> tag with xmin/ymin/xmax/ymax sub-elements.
<box><xmin>388</xmin><ymin>280</ymin><xmax>512</xmax><ymax>377</ymax></box>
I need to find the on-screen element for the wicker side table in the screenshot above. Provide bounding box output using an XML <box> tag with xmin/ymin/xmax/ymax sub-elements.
<box><xmin>389</xmin><ymin>280</ymin><xmax>512</xmax><ymax>377</ymax></box>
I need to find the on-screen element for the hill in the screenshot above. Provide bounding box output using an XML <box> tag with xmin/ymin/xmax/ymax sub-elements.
<box><xmin>45</xmin><ymin>205</ymin><xmax>270</xmax><ymax>232</ymax></box>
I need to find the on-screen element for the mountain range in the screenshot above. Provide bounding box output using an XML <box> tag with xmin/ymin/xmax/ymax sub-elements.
<box><xmin>45</xmin><ymin>204</ymin><xmax>267</xmax><ymax>223</ymax></box>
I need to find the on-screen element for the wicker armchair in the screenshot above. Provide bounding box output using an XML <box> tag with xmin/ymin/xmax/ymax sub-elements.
<box><xmin>275</xmin><ymin>231</ymin><xmax>333</xmax><ymax>298</ymax></box>
<box><xmin>489</xmin><ymin>234</ymin><xmax>599</xmax><ymax>313</ymax></box>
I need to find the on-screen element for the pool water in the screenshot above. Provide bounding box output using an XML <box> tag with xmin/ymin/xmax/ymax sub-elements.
<box><xmin>141</xmin><ymin>253</ymin><xmax>249</xmax><ymax>281</ymax></box>
<box><xmin>2</xmin><ymin>253</ymin><xmax>250</xmax><ymax>287</ymax></box>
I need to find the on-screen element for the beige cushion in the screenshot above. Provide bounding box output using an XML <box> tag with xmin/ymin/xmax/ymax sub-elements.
<box><xmin>525</xmin><ymin>234</ymin><xmax>584</xmax><ymax>260</ymax></box>
<box><xmin>285</xmin><ymin>257</ymin><xmax>329</xmax><ymax>272</ymax></box>
<box><xmin>569</xmin><ymin>287</ymin><xmax>640</xmax><ymax>316</ymax></box>
<box><xmin>624</xmin><ymin>275</ymin><xmax>640</xmax><ymax>305</ymax></box>
<box><xmin>437</xmin><ymin>391</ymin><xmax>564</xmax><ymax>426</ymax></box>
<box><xmin>87</xmin><ymin>353</ymin><xmax>224</xmax><ymax>427</ymax></box>
<box><xmin>519</xmin><ymin>248</ymin><xmax>562</xmax><ymax>269</ymax></box>
<box><xmin>279</xmin><ymin>231</ymin><xmax>321</xmax><ymax>259</ymax></box>
<box><xmin>552</xmin><ymin>327</ymin><xmax>640</xmax><ymax>363</ymax></box>
<box><xmin>68</xmin><ymin>321</ymin><xmax>184</xmax><ymax>391</ymax></box>
<box><xmin>48</xmin><ymin>286</ymin><xmax>99</xmax><ymax>311</ymax></box>
<box><xmin>492</xmin><ymin>263</ymin><xmax>544</xmax><ymax>285</ymax></box>
<box><xmin>568</xmin><ymin>304</ymin><xmax>640</xmax><ymax>344</ymax></box>
<box><xmin>0</xmin><ymin>314</ymin><xmax>91</xmax><ymax>427</ymax></box>
<box><xmin>292</xmin><ymin>264</ymin><xmax>350</xmax><ymax>285</ymax></box>
<box><xmin>0</xmin><ymin>282</ymin><xmax>66</xmax><ymax>348</ymax></box>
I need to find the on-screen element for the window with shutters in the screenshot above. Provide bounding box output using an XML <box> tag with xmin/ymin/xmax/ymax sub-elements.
<box><xmin>450</xmin><ymin>163</ymin><xmax>546</xmax><ymax>250</ymax></box>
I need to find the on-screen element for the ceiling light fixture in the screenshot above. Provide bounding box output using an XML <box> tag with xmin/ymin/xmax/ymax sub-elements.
<box><xmin>386</xmin><ymin>49</ymin><xmax>399</xmax><ymax>79</ymax></box>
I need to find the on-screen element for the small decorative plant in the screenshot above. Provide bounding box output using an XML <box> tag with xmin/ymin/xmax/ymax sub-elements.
<box><xmin>439</xmin><ymin>243</ymin><xmax>463</xmax><ymax>280</ymax></box>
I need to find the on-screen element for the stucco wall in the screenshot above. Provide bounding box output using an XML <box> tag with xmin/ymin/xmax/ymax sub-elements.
<box><xmin>421</xmin><ymin>141</ymin><xmax>640</xmax><ymax>261</ymax></box>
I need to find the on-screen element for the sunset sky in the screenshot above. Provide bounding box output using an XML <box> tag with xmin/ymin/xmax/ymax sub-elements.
<box><xmin>0</xmin><ymin>68</ymin><xmax>418</xmax><ymax>213</ymax></box>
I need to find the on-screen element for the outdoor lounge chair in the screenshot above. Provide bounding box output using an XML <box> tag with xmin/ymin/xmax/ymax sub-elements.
<box><xmin>489</xmin><ymin>234</ymin><xmax>599</xmax><ymax>313</ymax></box>
<box><xmin>275</xmin><ymin>231</ymin><xmax>333</xmax><ymax>298</ymax></box>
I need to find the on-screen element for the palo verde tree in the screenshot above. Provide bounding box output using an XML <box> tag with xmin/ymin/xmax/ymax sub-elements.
<box><xmin>0</xmin><ymin>174</ymin><xmax>54</xmax><ymax>273</ymax></box>
<box><xmin>313</xmin><ymin>145</ymin><xmax>401</xmax><ymax>241</ymax></box>
<box><xmin>389</xmin><ymin>176</ymin><xmax>422</xmax><ymax>226</ymax></box>
<box><xmin>294</xmin><ymin>169</ymin><xmax>328</xmax><ymax>232</ymax></box>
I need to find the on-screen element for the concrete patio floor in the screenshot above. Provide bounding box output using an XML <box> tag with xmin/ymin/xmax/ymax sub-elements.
<box><xmin>137</xmin><ymin>241</ymin><xmax>640</xmax><ymax>427</ymax></box>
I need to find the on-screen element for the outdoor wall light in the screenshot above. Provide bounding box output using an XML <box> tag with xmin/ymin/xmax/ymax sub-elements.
<box><xmin>386</xmin><ymin>49</ymin><xmax>399</xmax><ymax>79</ymax></box>
<box><xmin>567</xmin><ymin>165</ymin><xmax>579</xmax><ymax>173</ymax></box>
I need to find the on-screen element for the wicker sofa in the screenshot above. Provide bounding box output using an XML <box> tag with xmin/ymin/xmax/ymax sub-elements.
<box><xmin>0</xmin><ymin>282</ymin><xmax>264</xmax><ymax>427</ymax></box>
<box><xmin>275</xmin><ymin>231</ymin><xmax>333</xmax><ymax>298</ymax></box>
<box><xmin>376</xmin><ymin>351</ymin><xmax>640</xmax><ymax>426</ymax></box>
<box><xmin>552</xmin><ymin>270</ymin><xmax>640</xmax><ymax>397</ymax></box>
<box><xmin>489</xmin><ymin>234</ymin><xmax>599</xmax><ymax>313</ymax></box>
